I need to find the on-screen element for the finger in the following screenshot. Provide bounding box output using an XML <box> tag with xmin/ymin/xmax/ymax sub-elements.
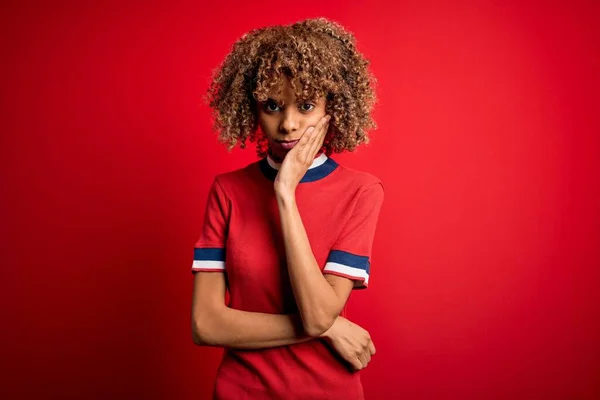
<box><xmin>295</xmin><ymin>129</ymin><xmax>316</xmax><ymax>164</ymax></box>
<box><xmin>316</xmin><ymin>115</ymin><xmax>330</xmax><ymax>140</ymax></box>
<box><xmin>299</xmin><ymin>126</ymin><xmax>315</xmax><ymax>144</ymax></box>
<box><xmin>351</xmin><ymin>357</ymin><xmax>363</xmax><ymax>371</ymax></box>
<box><xmin>292</xmin><ymin>127</ymin><xmax>314</xmax><ymax>157</ymax></box>
<box><xmin>318</xmin><ymin>121</ymin><xmax>330</xmax><ymax>144</ymax></box>
<box><xmin>307</xmin><ymin>129</ymin><xmax>327</xmax><ymax>159</ymax></box>
<box><xmin>368</xmin><ymin>340</ymin><xmax>376</xmax><ymax>356</ymax></box>
<box><xmin>308</xmin><ymin>117</ymin><xmax>330</xmax><ymax>154</ymax></box>
<box><xmin>293</xmin><ymin>127</ymin><xmax>313</xmax><ymax>152</ymax></box>
<box><xmin>306</xmin><ymin>115</ymin><xmax>328</xmax><ymax>143</ymax></box>
<box><xmin>357</xmin><ymin>353</ymin><xmax>368</xmax><ymax>369</ymax></box>
<box><xmin>298</xmin><ymin>124</ymin><xmax>324</xmax><ymax>162</ymax></box>
<box><xmin>364</xmin><ymin>349</ymin><xmax>371</xmax><ymax>364</ymax></box>
<box><xmin>298</xmin><ymin>116</ymin><xmax>329</xmax><ymax>161</ymax></box>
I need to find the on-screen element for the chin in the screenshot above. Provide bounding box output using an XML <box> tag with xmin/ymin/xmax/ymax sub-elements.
<box><xmin>268</xmin><ymin>147</ymin><xmax>286</xmax><ymax>162</ymax></box>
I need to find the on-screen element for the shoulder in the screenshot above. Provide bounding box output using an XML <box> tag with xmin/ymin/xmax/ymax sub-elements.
<box><xmin>333</xmin><ymin>161</ymin><xmax>385</xmax><ymax>194</ymax></box>
<box><xmin>211</xmin><ymin>160</ymin><xmax>262</xmax><ymax>197</ymax></box>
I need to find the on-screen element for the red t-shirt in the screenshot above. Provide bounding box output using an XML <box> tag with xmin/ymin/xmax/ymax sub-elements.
<box><xmin>192</xmin><ymin>153</ymin><xmax>384</xmax><ymax>399</ymax></box>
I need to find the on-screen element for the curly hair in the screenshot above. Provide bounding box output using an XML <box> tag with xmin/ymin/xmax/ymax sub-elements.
<box><xmin>204</xmin><ymin>17</ymin><xmax>378</xmax><ymax>158</ymax></box>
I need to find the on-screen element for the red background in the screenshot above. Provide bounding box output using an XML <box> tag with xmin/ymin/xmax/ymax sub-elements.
<box><xmin>2</xmin><ymin>1</ymin><xmax>599</xmax><ymax>399</ymax></box>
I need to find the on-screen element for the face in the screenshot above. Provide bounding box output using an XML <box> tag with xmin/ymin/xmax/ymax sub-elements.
<box><xmin>256</xmin><ymin>76</ymin><xmax>327</xmax><ymax>162</ymax></box>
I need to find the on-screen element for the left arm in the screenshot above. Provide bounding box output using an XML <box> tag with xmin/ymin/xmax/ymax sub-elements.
<box><xmin>275</xmin><ymin>115</ymin><xmax>353</xmax><ymax>336</ymax></box>
<box><xmin>277</xmin><ymin>192</ymin><xmax>354</xmax><ymax>336</ymax></box>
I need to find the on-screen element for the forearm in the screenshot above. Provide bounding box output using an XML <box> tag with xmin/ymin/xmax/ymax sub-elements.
<box><xmin>277</xmin><ymin>193</ymin><xmax>340</xmax><ymax>335</ymax></box>
<box><xmin>193</xmin><ymin>306</ymin><xmax>315</xmax><ymax>349</ymax></box>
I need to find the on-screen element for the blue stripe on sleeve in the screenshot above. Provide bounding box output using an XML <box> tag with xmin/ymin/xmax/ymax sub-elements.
<box><xmin>327</xmin><ymin>250</ymin><xmax>370</xmax><ymax>272</ymax></box>
<box><xmin>194</xmin><ymin>247</ymin><xmax>226</xmax><ymax>261</ymax></box>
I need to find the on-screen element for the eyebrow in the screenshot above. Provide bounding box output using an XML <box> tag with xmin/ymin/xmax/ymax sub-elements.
<box><xmin>263</xmin><ymin>97</ymin><xmax>315</xmax><ymax>104</ymax></box>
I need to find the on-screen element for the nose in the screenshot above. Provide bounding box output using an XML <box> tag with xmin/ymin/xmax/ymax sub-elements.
<box><xmin>279</xmin><ymin>109</ymin><xmax>300</xmax><ymax>134</ymax></box>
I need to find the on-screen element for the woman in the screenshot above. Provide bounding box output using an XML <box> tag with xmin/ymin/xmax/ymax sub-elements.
<box><xmin>191</xmin><ymin>17</ymin><xmax>385</xmax><ymax>399</ymax></box>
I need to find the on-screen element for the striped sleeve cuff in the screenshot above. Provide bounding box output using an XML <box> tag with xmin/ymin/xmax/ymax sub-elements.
<box><xmin>192</xmin><ymin>248</ymin><xmax>225</xmax><ymax>272</ymax></box>
<box><xmin>323</xmin><ymin>250</ymin><xmax>370</xmax><ymax>288</ymax></box>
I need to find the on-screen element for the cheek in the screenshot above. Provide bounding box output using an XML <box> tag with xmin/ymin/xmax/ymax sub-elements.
<box><xmin>256</xmin><ymin>113</ymin><xmax>267</xmax><ymax>128</ymax></box>
<box><xmin>257</xmin><ymin>115</ymin><xmax>277</xmax><ymax>137</ymax></box>
<box><xmin>308</xmin><ymin>113</ymin><xmax>325</xmax><ymax>126</ymax></box>
<box><xmin>312</xmin><ymin>103</ymin><xmax>327</xmax><ymax>121</ymax></box>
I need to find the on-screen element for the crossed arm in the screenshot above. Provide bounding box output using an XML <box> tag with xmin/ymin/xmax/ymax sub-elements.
<box><xmin>191</xmin><ymin>270</ymin><xmax>314</xmax><ymax>349</ymax></box>
<box><xmin>190</xmin><ymin>193</ymin><xmax>375</xmax><ymax>369</ymax></box>
<box><xmin>191</xmin><ymin>270</ymin><xmax>358</xmax><ymax>349</ymax></box>
<box><xmin>191</xmin><ymin>190</ymin><xmax>355</xmax><ymax>347</ymax></box>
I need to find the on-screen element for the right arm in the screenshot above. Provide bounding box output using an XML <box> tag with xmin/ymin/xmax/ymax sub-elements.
<box><xmin>191</xmin><ymin>270</ymin><xmax>314</xmax><ymax>349</ymax></box>
<box><xmin>190</xmin><ymin>177</ymin><xmax>312</xmax><ymax>349</ymax></box>
<box><xmin>191</xmin><ymin>270</ymin><xmax>376</xmax><ymax>372</ymax></box>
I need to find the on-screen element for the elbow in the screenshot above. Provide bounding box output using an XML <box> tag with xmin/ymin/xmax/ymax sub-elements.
<box><xmin>191</xmin><ymin>313</ymin><xmax>218</xmax><ymax>346</ymax></box>
<box><xmin>304</xmin><ymin>323</ymin><xmax>329</xmax><ymax>338</ymax></box>
<box><xmin>303</xmin><ymin>312</ymin><xmax>337</xmax><ymax>338</ymax></box>
<box><xmin>191</xmin><ymin>326</ymin><xmax>210</xmax><ymax>346</ymax></box>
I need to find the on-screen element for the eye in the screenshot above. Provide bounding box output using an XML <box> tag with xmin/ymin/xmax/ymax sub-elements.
<box><xmin>299</xmin><ymin>103</ymin><xmax>315</xmax><ymax>112</ymax></box>
<box><xmin>264</xmin><ymin>100</ymin><xmax>281</xmax><ymax>112</ymax></box>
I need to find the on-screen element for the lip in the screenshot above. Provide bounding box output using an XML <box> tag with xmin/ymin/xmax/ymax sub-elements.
<box><xmin>276</xmin><ymin>139</ymin><xmax>300</xmax><ymax>143</ymax></box>
<box><xmin>276</xmin><ymin>139</ymin><xmax>299</xmax><ymax>150</ymax></box>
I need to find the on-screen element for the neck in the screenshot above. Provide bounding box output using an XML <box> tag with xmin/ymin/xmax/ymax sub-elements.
<box><xmin>266</xmin><ymin>150</ymin><xmax>327</xmax><ymax>171</ymax></box>
<box><xmin>267</xmin><ymin>148</ymin><xmax>325</xmax><ymax>164</ymax></box>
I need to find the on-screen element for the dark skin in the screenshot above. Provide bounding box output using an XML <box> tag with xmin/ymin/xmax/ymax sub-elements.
<box><xmin>255</xmin><ymin>76</ymin><xmax>376</xmax><ymax>370</ymax></box>
<box><xmin>257</xmin><ymin>76</ymin><xmax>329</xmax><ymax>164</ymax></box>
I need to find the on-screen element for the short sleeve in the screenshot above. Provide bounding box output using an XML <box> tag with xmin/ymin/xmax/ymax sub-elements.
<box><xmin>191</xmin><ymin>177</ymin><xmax>230</xmax><ymax>273</ymax></box>
<box><xmin>323</xmin><ymin>182</ymin><xmax>384</xmax><ymax>289</ymax></box>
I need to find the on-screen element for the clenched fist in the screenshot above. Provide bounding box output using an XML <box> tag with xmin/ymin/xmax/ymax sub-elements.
<box><xmin>320</xmin><ymin>316</ymin><xmax>376</xmax><ymax>371</ymax></box>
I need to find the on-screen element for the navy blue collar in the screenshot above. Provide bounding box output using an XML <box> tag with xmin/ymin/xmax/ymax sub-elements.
<box><xmin>259</xmin><ymin>153</ymin><xmax>338</xmax><ymax>183</ymax></box>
